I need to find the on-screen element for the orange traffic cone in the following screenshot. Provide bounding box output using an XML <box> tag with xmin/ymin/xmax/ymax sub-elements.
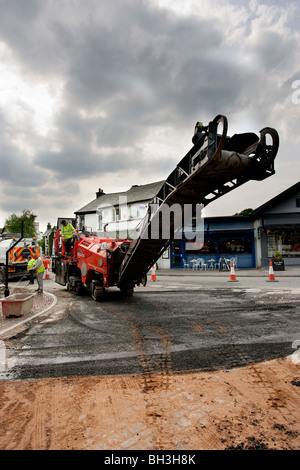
<box><xmin>228</xmin><ymin>262</ymin><xmax>238</xmax><ymax>282</ymax></box>
<box><xmin>266</xmin><ymin>261</ymin><xmax>278</xmax><ymax>282</ymax></box>
<box><xmin>45</xmin><ymin>259</ymin><xmax>50</xmax><ymax>279</ymax></box>
<box><xmin>151</xmin><ymin>265</ymin><xmax>157</xmax><ymax>281</ymax></box>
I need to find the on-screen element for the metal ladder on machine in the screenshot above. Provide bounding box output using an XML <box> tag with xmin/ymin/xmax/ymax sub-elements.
<box><xmin>118</xmin><ymin>114</ymin><xmax>279</xmax><ymax>286</ymax></box>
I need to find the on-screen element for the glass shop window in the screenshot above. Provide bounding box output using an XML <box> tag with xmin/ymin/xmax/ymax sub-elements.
<box><xmin>186</xmin><ymin>239</ymin><xmax>217</xmax><ymax>254</ymax></box>
<box><xmin>219</xmin><ymin>237</ymin><xmax>252</xmax><ymax>254</ymax></box>
<box><xmin>267</xmin><ymin>228</ymin><xmax>300</xmax><ymax>257</ymax></box>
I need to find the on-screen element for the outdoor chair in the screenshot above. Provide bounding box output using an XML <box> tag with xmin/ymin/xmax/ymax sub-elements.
<box><xmin>182</xmin><ymin>258</ymin><xmax>190</xmax><ymax>270</ymax></box>
<box><xmin>198</xmin><ymin>258</ymin><xmax>207</xmax><ymax>270</ymax></box>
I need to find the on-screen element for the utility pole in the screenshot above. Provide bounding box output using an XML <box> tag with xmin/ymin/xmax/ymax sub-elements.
<box><xmin>4</xmin><ymin>222</ymin><xmax>24</xmax><ymax>297</ymax></box>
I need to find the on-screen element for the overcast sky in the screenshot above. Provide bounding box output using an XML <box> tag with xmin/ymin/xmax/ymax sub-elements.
<box><xmin>0</xmin><ymin>0</ymin><xmax>299</xmax><ymax>232</ymax></box>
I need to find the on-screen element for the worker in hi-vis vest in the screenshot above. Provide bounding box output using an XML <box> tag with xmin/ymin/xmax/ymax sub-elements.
<box><xmin>61</xmin><ymin>220</ymin><xmax>76</xmax><ymax>254</ymax></box>
<box><xmin>27</xmin><ymin>255</ymin><xmax>35</xmax><ymax>284</ymax></box>
<box><xmin>29</xmin><ymin>254</ymin><xmax>45</xmax><ymax>293</ymax></box>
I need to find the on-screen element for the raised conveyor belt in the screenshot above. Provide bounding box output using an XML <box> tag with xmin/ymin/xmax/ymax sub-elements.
<box><xmin>119</xmin><ymin>115</ymin><xmax>279</xmax><ymax>285</ymax></box>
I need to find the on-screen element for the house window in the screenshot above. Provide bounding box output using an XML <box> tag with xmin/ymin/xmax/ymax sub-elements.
<box><xmin>296</xmin><ymin>197</ymin><xmax>300</xmax><ymax>208</ymax></box>
<box><xmin>78</xmin><ymin>216</ymin><xmax>85</xmax><ymax>231</ymax></box>
<box><xmin>98</xmin><ymin>210</ymin><xmax>103</xmax><ymax>231</ymax></box>
<box><xmin>137</xmin><ymin>204</ymin><xmax>147</xmax><ymax>218</ymax></box>
<box><xmin>130</xmin><ymin>205</ymin><xmax>137</xmax><ymax>219</ymax></box>
<box><xmin>115</xmin><ymin>207</ymin><xmax>120</xmax><ymax>221</ymax></box>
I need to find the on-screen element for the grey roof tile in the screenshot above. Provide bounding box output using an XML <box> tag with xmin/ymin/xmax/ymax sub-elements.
<box><xmin>75</xmin><ymin>180</ymin><xmax>165</xmax><ymax>214</ymax></box>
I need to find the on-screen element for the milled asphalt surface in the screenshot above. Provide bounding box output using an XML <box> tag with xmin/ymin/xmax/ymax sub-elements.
<box><xmin>0</xmin><ymin>265</ymin><xmax>299</xmax><ymax>381</ymax></box>
<box><xmin>1</xmin><ymin>264</ymin><xmax>299</xmax><ymax>337</ymax></box>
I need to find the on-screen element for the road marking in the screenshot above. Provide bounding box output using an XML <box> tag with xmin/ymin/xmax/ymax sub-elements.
<box><xmin>0</xmin><ymin>341</ymin><xmax>6</xmax><ymax>372</ymax></box>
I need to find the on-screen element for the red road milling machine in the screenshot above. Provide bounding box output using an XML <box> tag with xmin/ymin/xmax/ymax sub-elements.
<box><xmin>52</xmin><ymin>114</ymin><xmax>279</xmax><ymax>301</ymax></box>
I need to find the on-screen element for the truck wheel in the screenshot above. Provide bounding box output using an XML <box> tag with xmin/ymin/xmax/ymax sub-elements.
<box><xmin>67</xmin><ymin>282</ymin><xmax>83</xmax><ymax>295</ymax></box>
<box><xmin>119</xmin><ymin>283</ymin><xmax>134</xmax><ymax>297</ymax></box>
<box><xmin>124</xmin><ymin>287</ymin><xmax>134</xmax><ymax>297</ymax></box>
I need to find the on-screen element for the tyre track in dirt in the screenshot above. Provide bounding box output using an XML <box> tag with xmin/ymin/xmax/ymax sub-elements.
<box><xmin>104</xmin><ymin>301</ymin><xmax>174</xmax><ymax>450</ymax></box>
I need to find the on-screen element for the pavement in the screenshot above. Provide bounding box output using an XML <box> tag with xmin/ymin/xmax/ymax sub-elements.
<box><xmin>0</xmin><ymin>283</ymin><xmax>57</xmax><ymax>337</ymax></box>
<box><xmin>156</xmin><ymin>265</ymin><xmax>300</xmax><ymax>277</ymax></box>
<box><xmin>0</xmin><ymin>264</ymin><xmax>299</xmax><ymax>337</ymax></box>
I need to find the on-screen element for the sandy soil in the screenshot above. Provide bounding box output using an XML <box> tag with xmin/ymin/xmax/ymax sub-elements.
<box><xmin>0</xmin><ymin>356</ymin><xmax>299</xmax><ymax>451</ymax></box>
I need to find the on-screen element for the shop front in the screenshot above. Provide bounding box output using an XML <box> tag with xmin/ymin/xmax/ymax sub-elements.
<box><xmin>266</xmin><ymin>226</ymin><xmax>300</xmax><ymax>266</ymax></box>
<box><xmin>170</xmin><ymin>217</ymin><xmax>255</xmax><ymax>269</ymax></box>
<box><xmin>251</xmin><ymin>181</ymin><xmax>300</xmax><ymax>267</ymax></box>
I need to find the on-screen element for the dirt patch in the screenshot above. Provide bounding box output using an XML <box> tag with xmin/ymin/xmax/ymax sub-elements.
<box><xmin>0</xmin><ymin>357</ymin><xmax>299</xmax><ymax>450</ymax></box>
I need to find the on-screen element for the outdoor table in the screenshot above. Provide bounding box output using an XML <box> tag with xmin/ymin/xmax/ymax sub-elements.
<box><xmin>191</xmin><ymin>259</ymin><xmax>200</xmax><ymax>270</ymax></box>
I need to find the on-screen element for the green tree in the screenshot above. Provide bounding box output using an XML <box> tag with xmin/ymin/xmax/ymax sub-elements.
<box><xmin>5</xmin><ymin>210</ymin><xmax>37</xmax><ymax>238</ymax></box>
<box><xmin>234</xmin><ymin>208</ymin><xmax>254</xmax><ymax>216</ymax></box>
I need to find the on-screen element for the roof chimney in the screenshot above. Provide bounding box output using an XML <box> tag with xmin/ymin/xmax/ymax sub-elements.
<box><xmin>96</xmin><ymin>188</ymin><xmax>105</xmax><ymax>198</ymax></box>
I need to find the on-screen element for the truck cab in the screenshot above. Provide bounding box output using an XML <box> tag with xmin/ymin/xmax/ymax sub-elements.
<box><xmin>0</xmin><ymin>237</ymin><xmax>41</xmax><ymax>281</ymax></box>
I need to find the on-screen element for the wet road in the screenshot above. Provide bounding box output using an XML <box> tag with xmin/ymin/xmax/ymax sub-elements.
<box><xmin>1</xmin><ymin>277</ymin><xmax>300</xmax><ymax>381</ymax></box>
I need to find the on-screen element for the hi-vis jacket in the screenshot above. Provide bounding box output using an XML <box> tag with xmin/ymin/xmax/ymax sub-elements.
<box><xmin>61</xmin><ymin>223</ymin><xmax>76</xmax><ymax>240</ymax></box>
<box><xmin>32</xmin><ymin>257</ymin><xmax>45</xmax><ymax>274</ymax></box>
<box><xmin>27</xmin><ymin>258</ymin><xmax>35</xmax><ymax>271</ymax></box>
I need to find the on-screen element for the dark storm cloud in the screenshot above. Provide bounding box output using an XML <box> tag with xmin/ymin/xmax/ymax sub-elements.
<box><xmin>0</xmin><ymin>116</ymin><xmax>47</xmax><ymax>186</ymax></box>
<box><xmin>0</xmin><ymin>0</ymin><xmax>227</xmax><ymax>116</ymax></box>
<box><xmin>35</xmin><ymin>146</ymin><xmax>138</xmax><ymax>178</ymax></box>
<box><xmin>0</xmin><ymin>0</ymin><xmax>299</xmax><ymax>227</ymax></box>
<box><xmin>57</xmin><ymin>0</ymin><xmax>224</xmax><ymax>131</ymax></box>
